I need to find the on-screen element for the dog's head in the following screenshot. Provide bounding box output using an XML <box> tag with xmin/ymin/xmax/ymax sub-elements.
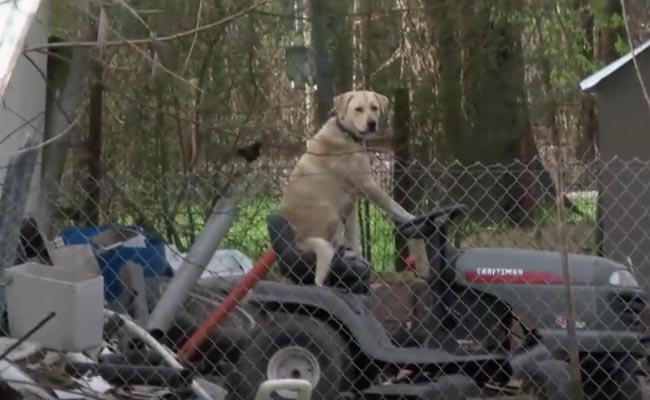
<box><xmin>332</xmin><ymin>90</ymin><xmax>389</xmax><ymax>140</ymax></box>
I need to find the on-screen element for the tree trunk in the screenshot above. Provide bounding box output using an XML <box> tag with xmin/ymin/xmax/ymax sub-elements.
<box><xmin>578</xmin><ymin>0</ymin><xmax>624</xmax><ymax>162</ymax></box>
<box><xmin>593</xmin><ymin>0</ymin><xmax>624</xmax><ymax>255</ymax></box>
<box><xmin>83</xmin><ymin>34</ymin><xmax>104</xmax><ymax>226</ymax></box>
<box><xmin>360</xmin><ymin>0</ymin><xmax>373</xmax><ymax>262</ymax></box>
<box><xmin>597</xmin><ymin>0</ymin><xmax>624</xmax><ymax>64</ymax></box>
<box><xmin>392</xmin><ymin>88</ymin><xmax>415</xmax><ymax>271</ymax></box>
<box><xmin>579</xmin><ymin>94</ymin><xmax>598</xmax><ymax>162</ymax></box>
<box><xmin>459</xmin><ymin>2</ymin><xmax>535</xmax><ymax>224</ymax></box>
<box><xmin>310</xmin><ymin>0</ymin><xmax>352</xmax><ymax>126</ymax></box>
<box><xmin>464</xmin><ymin>6</ymin><xmax>530</xmax><ymax>164</ymax></box>
<box><xmin>310</xmin><ymin>0</ymin><xmax>329</xmax><ymax>126</ymax></box>
<box><xmin>577</xmin><ymin>1</ymin><xmax>598</xmax><ymax>161</ymax></box>
<box><xmin>428</xmin><ymin>1</ymin><xmax>463</xmax><ymax>158</ymax></box>
<box><xmin>331</xmin><ymin>2</ymin><xmax>353</xmax><ymax>94</ymax></box>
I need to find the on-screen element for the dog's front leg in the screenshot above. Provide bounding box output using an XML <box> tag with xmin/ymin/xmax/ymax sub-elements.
<box><xmin>343</xmin><ymin>201</ymin><xmax>362</xmax><ymax>254</ymax></box>
<box><xmin>359</xmin><ymin>178</ymin><xmax>415</xmax><ymax>223</ymax></box>
<box><xmin>300</xmin><ymin>237</ymin><xmax>336</xmax><ymax>287</ymax></box>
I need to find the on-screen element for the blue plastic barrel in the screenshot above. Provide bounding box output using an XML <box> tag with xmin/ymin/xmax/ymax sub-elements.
<box><xmin>56</xmin><ymin>225</ymin><xmax>173</xmax><ymax>301</ymax></box>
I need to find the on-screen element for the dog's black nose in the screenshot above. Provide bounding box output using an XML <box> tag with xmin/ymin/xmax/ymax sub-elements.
<box><xmin>367</xmin><ymin>120</ymin><xmax>377</xmax><ymax>132</ymax></box>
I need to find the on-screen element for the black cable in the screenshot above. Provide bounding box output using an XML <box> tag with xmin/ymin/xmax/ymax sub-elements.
<box><xmin>0</xmin><ymin>311</ymin><xmax>56</xmax><ymax>362</ymax></box>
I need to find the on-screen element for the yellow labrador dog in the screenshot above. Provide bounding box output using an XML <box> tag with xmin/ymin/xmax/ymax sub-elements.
<box><xmin>278</xmin><ymin>90</ymin><xmax>415</xmax><ymax>287</ymax></box>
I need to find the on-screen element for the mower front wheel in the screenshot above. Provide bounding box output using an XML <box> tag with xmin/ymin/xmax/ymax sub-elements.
<box><xmin>226</xmin><ymin>314</ymin><xmax>353</xmax><ymax>400</ymax></box>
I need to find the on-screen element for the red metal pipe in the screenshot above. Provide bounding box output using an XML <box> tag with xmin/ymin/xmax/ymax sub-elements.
<box><xmin>177</xmin><ymin>248</ymin><xmax>277</xmax><ymax>363</ymax></box>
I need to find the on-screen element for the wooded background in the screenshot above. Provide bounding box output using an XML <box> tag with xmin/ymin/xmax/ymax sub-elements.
<box><xmin>37</xmin><ymin>0</ymin><xmax>648</xmax><ymax>265</ymax></box>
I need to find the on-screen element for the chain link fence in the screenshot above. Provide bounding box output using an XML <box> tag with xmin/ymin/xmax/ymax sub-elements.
<box><xmin>3</xmin><ymin>0</ymin><xmax>649</xmax><ymax>398</ymax></box>
<box><xmin>2</xmin><ymin>152</ymin><xmax>650</xmax><ymax>400</ymax></box>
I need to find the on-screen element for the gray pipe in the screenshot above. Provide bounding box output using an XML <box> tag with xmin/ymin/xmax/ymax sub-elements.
<box><xmin>104</xmin><ymin>310</ymin><xmax>216</xmax><ymax>400</ymax></box>
<box><xmin>147</xmin><ymin>198</ymin><xmax>237</xmax><ymax>334</ymax></box>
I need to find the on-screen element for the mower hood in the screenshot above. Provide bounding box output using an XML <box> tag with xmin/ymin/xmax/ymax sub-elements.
<box><xmin>450</xmin><ymin>247</ymin><xmax>648</xmax><ymax>336</ymax></box>
<box><xmin>452</xmin><ymin>247</ymin><xmax>636</xmax><ymax>288</ymax></box>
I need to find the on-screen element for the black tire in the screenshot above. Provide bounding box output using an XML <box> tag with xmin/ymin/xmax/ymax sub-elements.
<box><xmin>582</xmin><ymin>356</ymin><xmax>643</xmax><ymax>400</ymax></box>
<box><xmin>518</xmin><ymin>359</ymin><xmax>573</xmax><ymax>400</ymax></box>
<box><xmin>226</xmin><ymin>314</ymin><xmax>353</xmax><ymax>400</ymax></box>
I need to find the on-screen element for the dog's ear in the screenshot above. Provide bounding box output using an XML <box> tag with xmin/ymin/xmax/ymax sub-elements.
<box><xmin>374</xmin><ymin>93</ymin><xmax>389</xmax><ymax>116</ymax></box>
<box><xmin>333</xmin><ymin>92</ymin><xmax>354</xmax><ymax>118</ymax></box>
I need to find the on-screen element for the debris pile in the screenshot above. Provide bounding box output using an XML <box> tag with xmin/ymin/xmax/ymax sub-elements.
<box><xmin>0</xmin><ymin>203</ymin><xmax>240</xmax><ymax>400</ymax></box>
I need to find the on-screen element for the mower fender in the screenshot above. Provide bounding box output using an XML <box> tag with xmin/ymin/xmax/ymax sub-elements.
<box><xmin>250</xmin><ymin>281</ymin><xmax>393</xmax><ymax>347</ymax></box>
<box><xmin>247</xmin><ymin>281</ymin><xmax>508</xmax><ymax>371</ymax></box>
<box><xmin>537</xmin><ymin>328</ymin><xmax>649</xmax><ymax>357</ymax></box>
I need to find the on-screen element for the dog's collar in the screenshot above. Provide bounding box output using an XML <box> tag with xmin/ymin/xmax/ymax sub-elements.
<box><xmin>335</xmin><ymin>117</ymin><xmax>362</xmax><ymax>144</ymax></box>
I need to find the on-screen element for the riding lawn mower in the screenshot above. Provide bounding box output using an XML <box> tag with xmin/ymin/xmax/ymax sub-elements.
<box><xmin>154</xmin><ymin>203</ymin><xmax>647</xmax><ymax>400</ymax></box>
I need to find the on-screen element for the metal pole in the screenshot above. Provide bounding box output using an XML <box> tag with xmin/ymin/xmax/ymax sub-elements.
<box><xmin>0</xmin><ymin>132</ymin><xmax>40</xmax><ymax>334</ymax></box>
<box><xmin>146</xmin><ymin>198</ymin><xmax>237</xmax><ymax>334</ymax></box>
<box><xmin>555</xmin><ymin>146</ymin><xmax>583</xmax><ymax>400</ymax></box>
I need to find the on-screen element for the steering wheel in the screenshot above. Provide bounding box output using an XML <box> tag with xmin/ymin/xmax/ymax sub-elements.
<box><xmin>397</xmin><ymin>204</ymin><xmax>468</xmax><ymax>239</ymax></box>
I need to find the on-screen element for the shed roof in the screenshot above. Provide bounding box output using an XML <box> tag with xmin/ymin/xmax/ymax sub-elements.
<box><xmin>0</xmin><ymin>0</ymin><xmax>42</xmax><ymax>98</ymax></box>
<box><xmin>580</xmin><ymin>38</ymin><xmax>650</xmax><ymax>92</ymax></box>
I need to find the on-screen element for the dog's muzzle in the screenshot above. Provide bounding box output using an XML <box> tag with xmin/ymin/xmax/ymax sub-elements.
<box><xmin>336</xmin><ymin>118</ymin><xmax>363</xmax><ymax>143</ymax></box>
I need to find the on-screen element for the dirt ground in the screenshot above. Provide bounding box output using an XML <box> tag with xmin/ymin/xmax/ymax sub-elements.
<box><xmin>369</xmin><ymin>278</ymin><xmax>650</xmax><ymax>399</ymax></box>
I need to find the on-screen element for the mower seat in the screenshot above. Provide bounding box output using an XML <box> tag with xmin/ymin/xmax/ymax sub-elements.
<box><xmin>266</xmin><ymin>211</ymin><xmax>371</xmax><ymax>294</ymax></box>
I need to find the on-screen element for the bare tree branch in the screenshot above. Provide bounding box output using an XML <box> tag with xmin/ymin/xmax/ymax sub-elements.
<box><xmin>9</xmin><ymin>112</ymin><xmax>82</xmax><ymax>157</ymax></box>
<box><xmin>182</xmin><ymin>0</ymin><xmax>205</xmax><ymax>75</ymax></box>
<box><xmin>25</xmin><ymin>2</ymin><xmax>268</xmax><ymax>52</ymax></box>
<box><xmin>117</xmin><ymin>0</ymin><xmax>154</xmax><ymax>34</ymax></box>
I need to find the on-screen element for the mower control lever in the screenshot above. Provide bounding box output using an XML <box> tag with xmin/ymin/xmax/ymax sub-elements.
<box><xmin>397</xmin><ymin>204</ymin><xmax>468</xmax><ymax>239</ymax></box>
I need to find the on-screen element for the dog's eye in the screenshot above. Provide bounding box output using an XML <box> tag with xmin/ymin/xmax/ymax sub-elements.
<box><xmin>370</xmin><ymin>105</ymin><xmax>378</xmax><ymax>112</ymax></box>
<box><xmin>355</xmin><ymin>106</ymin><xmax>363</xmax><ymax>112</ymax></box>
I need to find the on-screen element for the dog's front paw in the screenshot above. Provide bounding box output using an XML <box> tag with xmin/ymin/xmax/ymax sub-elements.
<box><xmin>314</xmin><ymin>276</ymin><xmax>326</xmax><ymax>288</ymax></box>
